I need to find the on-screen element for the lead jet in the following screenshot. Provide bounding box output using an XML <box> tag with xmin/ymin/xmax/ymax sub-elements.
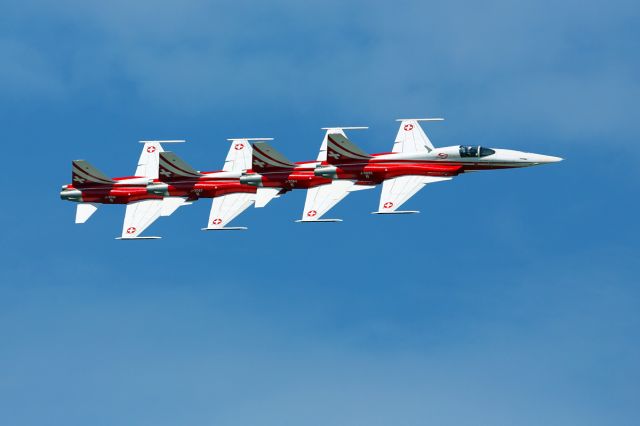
<box><xmin>60</xmin><ymin>140</ymin><xmax>191</xmax><ymax>239</ymax></box>
<box><xmin>239</xmin><ymin>128</ymin><xmax>375</xmax><ymax>222</ymax></box>
<box><xmin>312</xmin><ymin>118</ymin><xmax>562</xmax><ymax>217</ymax></box>
<box><xmin>147</xmin><ymin>138</ymin><xmax>280</xmax><ymax>230</ymax></box>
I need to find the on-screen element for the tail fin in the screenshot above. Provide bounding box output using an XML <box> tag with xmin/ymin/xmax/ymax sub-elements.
<box><xmin>251</xmin><ymin>142</ymin><xmax>294</xmax><ymax>173</ymax></box>
<box><xmin>72</xmin><ymin>160</ymin><xmax>113</xmax><ymax>187</ymax></box>
<box><xmin>318</xmin><ymin>127</ymin><xmax>367</xmax><ymax>162</ymax></box>
<box><xmin>136</xmin><ymin>140</ymin><xmax>185</xmax><ymax>179</ymax></box>
<box><xmin>393</xmin><ymin>118</ymin><xmax>442</xmax><ymax>153</ymax></box>
<box><xmin>326</xmin><ymin>133</ymin><xmax>371</xmax><ymax>164</ymax></box>
<box><xmin>158</xmin><ymin>152</ymin><xmax>202</xmax><ymax>181</ymax></box>
<box><xmin>223</xmin><ymin>139</ymin><xmax>255</xmax><ymax>173</ymax></box>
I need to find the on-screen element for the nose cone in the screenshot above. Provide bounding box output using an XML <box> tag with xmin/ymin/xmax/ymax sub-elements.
<box><xmin>528</xmin><ymin>153</ymin><xmax>563</xmax><ymax>164</ymax></box>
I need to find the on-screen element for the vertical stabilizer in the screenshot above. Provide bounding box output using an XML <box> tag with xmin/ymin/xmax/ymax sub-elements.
<box><xmin>318</xmin><ymin>127</ymin><xmax>367</xmax><ymax>162</ymax></box>
<box><xmin>325</xmin><ymin>133</ymin><xmax>371</xmax><ymax>164</ymax></box>
<box><xmin>251</xmin><ymin>141</ymin><xmax>294</xmax><ymax>173</ymax></box>
<box><xmin>72</xmin><ymin>160</ymin><xmax>113</xmax><ymax>187</ymax></box>
<box><xmin>158</xmin><ymin>152</ymin><xmax>202</xmax><ymax>181</ymax></box>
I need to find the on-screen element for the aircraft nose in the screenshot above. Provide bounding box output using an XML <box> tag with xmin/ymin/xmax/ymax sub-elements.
<box><xmin>541</xmin><ymin>155</ymin><xmax>563</xmax><ymax>163</ymax></box>
<box><xmin>529</xmin><ymin>154</ymin><xmax>563</xmax><ymax>164</ymax></box>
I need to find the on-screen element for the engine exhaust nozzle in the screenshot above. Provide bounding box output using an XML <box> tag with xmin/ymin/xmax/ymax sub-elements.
<box><xmin>147</xmin><ymin>182</ymin><xmax>169</xmax><ymax>196</ymax></box>
<box><xmin>314</xmin><ymin>165</ymin><xmax>337</xmax><ymax>179</ymax></box>
<box><xmin>240</xmin><ymin>174</ymin><xmax>263</xmax><ymax>187</ymax></box>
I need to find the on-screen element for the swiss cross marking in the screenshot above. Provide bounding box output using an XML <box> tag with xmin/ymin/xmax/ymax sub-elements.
<box><xmin>212</xmin><ymin>218</ymin><xmax>222</xmax><ymax>225</ymax></box>
<box><xmin>73</xmin><ymin>176</ymin><xmax>86</xmax><ymax>183</ymax></box>
<box><xmin>383</xmin><ymin>202</ymin><xmax>394</xmax><ymax>209</ymax></box>
<box><xmin>147</xmin><ymin>146</ymin><xmax>157</xmax><ymax>153</ymax></box>
<box><xmin>307</xmin><ymin>210</ymin><xmax>317</xmax><ymax>217</ymax></box>
<box><xmin>126</xmin><ymin>227</ymin><xmax>137</xmax><ymax>234</ymax></box>
<box><xmin>234</xmin><ymin>143</ymin><xmax>244</xmax><ymax>150</ymax></box>
<box><xmin>253</xmin><ymin>159</ymin><xmax>266</xmax><ymax>168</ymax></box>
<box><xmin>404</xmin><ymin>124</ymin><xmax>414</xmax><ymax>131</ymax></box>
<box><xmin>160</xmin><ymin>169</ymin><xmax>172</xmax><ymax>177</ymax></box>
<box><xmin>328</xmin><ymin>152</ymin><xmax>341</xmax><ymax>159</ymax></box>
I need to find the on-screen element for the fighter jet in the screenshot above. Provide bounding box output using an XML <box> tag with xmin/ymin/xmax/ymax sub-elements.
<box><xmin>310</xmin><ymin>118</ymin><xmax>562</xmax><ymax>218</ymax></box>
<box><xmin>239</xmin><ymin>128</ymin><xmax>375</xmax><ymax>222</ymax></box>
<box><xmin>147</xmin><ymin>138</ymin><xmax>281</xmax><ymax>230</ymax></box>
<box><xmin>60</xmin><ymin>140</ymin><xmax>191</xmax><ymax>239</ymax></box>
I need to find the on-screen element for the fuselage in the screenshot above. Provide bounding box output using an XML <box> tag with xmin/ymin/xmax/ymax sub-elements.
<box><xmin>147</xmin><ymin>170</ymin><xmax>256</xmax><ymax>200</ymax></box>
<box><xmin>241</xmin><ymin>163</ymin><xmax>332</xmax><ymax>190</ymax></box>
<box><xmin>243</xmin><ymin>145</ymin><xmax>561</xmax><ymax>188</ymax></box>
<box><xmin>341</xmin><ymin>145</ymin><xmax>562</xmax><ymax>183</ymax></box>
<box><xmin>60</xmin><ymin>177</ymin><xmax>161</xmax><ymax>204</ymax></box>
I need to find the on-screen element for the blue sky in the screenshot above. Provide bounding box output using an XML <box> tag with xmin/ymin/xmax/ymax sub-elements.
<box><xmin>1</xmin><ymin>1</ymin><xmax>639</xmax><ymax>425</ymax></box>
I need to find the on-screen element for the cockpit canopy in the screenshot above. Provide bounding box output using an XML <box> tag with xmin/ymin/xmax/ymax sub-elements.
<box><xmin>459</xmin><ymin>146</ymin><xmax>496</xmax><ymax>158</ymax></box>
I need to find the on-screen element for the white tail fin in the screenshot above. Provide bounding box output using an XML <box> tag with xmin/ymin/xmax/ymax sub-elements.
<box><xmin>158</xmin><ymin>152</ymin><xmax>202</xmax><ymax>181</ymax></box>
<box><xmin>224</xmin><ymin>138</ymin><xmax>259</xmax><ymax>173</ymax></box>
<box><xmin>136</xmin><ymin>140</ymin><xmax>185</xmax><ymax>179</ymax></box>
<box><xmin>75</xmin><ymin>203</ymin><xmax>98</xmax><ymax>223</ymax></box>
<box><xmin>72</xmin><ymin>160</ymin><xmax>113</xmax><ymax>187</ymax></box>
<box><xmin>393</xmin><ymin>118</ymin><xmax>442</xmax><ymax>153</ymax></box>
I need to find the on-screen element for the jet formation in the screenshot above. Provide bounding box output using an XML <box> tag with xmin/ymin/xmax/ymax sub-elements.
<box><xmin>60</xmin><ymin>119</ymin><xmax>562</xmax><ymax>239</ymax></box>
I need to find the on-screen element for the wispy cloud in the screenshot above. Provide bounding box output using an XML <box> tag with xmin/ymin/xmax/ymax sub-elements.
<box><xmin>3</xmin><ymin>0</ymin><xmax>638</xmax><ymax>144</ymax></box>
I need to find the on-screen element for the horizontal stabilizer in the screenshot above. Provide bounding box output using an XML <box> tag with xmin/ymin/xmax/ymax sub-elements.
<box><xmin>75</xmin><ymin>203</ymin><xmax>98</xmax><ymax>224</ymax></box>
<box><xmin>255</xmin><ymin>187</ymin><xmax>281</xmax><ymax>208</ymax></box>
<box><xmin>160</xmin><ymin>197</ymin><xmax>192</xmax><ymax>216</ymax></box>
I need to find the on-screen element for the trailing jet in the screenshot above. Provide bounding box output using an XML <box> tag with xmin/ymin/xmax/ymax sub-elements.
<box><xmin>147</xmin><ymin>138</ymin><xmax>280</xmax><ymax>230</ymax></box>
<box><xmin>239</xmin><ymin>128</ymin><xmax>375</xmax><ymax>222</ymax></box>
<box><xmin>312</xmin><ymin>118</ymin><xmax>562</xmax><ymax>217</ymax></box>
<box><xmin>60</xmin><ymin>140</ymin><xmax>191</xmax><ymax>239</ymax></box>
